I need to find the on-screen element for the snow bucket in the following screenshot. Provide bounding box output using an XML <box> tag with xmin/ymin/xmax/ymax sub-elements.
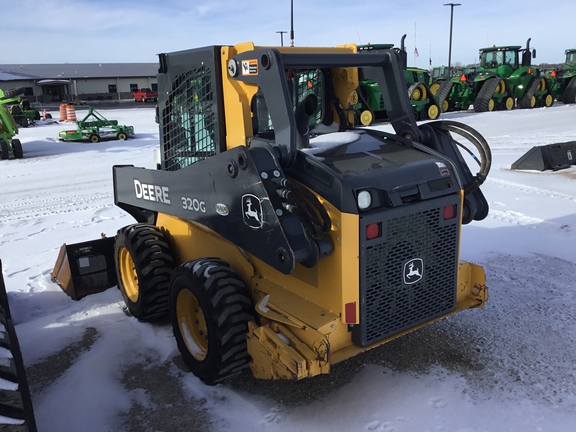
<box><xmin>51</xmin><ymin>236</ymin><xmax>117</xmax><ymax>300</ymax></box>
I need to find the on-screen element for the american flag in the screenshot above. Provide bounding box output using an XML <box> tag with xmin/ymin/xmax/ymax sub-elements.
<box><xmin>414</xmin><ymin>47</ymin><xmax>419</xmax><ymax>57</ymax></box>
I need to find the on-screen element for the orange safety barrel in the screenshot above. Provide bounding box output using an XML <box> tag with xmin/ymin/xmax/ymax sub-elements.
<box><xmin>59</xmin><ymin>103</ymin><xmax>68</xmax><ymax>121</ymax></box>
<box><xmin>66</xmin><ymin>105</ymin><xmax>77</xmax><ymax>122</ymax></box>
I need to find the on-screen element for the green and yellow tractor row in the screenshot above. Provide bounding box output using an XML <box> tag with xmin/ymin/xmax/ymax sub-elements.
<box><xmin>436</xmin><ymin>39</ymin><xmax>557</xmax><ymax>113</ymax></box>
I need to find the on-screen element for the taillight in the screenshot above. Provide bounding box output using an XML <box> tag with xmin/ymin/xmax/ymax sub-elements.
<box><xmin>444</xmin><ymin>205</ymin><xmax>456</xmax><ymax>220</ymax></box>
<box><xmin>366</xmin><ymin>223</ymin><xmax>381</xmax><ymax>240</ymax></box>
<box><xmin>345</xmin><ymin>302</ymin><xmax>357</xmax><ymax>323</ymax></box>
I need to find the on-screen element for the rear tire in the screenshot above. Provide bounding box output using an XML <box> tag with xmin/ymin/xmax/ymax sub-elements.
<box><xmin>170</xmin><ymin>258</ymin><xmax>255</xmax><ymax>385</ymax></box>
<box><xmin>89</xmin><ymin>134</ymin><xmax>100</xmax><ymax>143</ymax></box>
<box><xmin>117</xmin><ymin>132</ymin><xmax>127</xmax><ymax>140</ymax></box>
<box><xmin>12</xmin><ymin>139</ymin><xmax>23</xmax><ymax>159</ymax></box>
<box><xmin>114</xmin><ymin>224</ymin><xmax>175</xmax><ymax>321</ymax></box>
<box><xmin>561</xmin><ymin>78</ymin><xmax>576</xmax><ymax>104</ymax></box>
<box><xmin>474</xmin><ymin>78</ymin><xmax>499</xmax><ymax>112</ymax></box>
<box><xmin>518</xmin><ymin>78</ymin><xmax>540</xmax><ymax>109</ymax></box>
<box><xmin>434</xmin><ymin>80</ymin><xmax>453</xmax><ymax>113</ymax></box>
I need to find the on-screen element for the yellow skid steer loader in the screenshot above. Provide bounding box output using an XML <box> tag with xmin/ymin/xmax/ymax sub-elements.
<box><xmin>52</xmin><ymin>42</ymin><xmax>490</xmax><ymax>384</ymax></box>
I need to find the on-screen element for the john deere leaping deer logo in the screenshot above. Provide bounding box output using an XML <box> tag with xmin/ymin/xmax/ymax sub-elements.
<box><xmin>242</xmin><ymin>194</ymin><xmax>263</xmax><ymax>229</ymax></box>
<box><xmin>403</xmin><ymin>258</ymin><xmax>424</xmax><ymax>285</ymax></box>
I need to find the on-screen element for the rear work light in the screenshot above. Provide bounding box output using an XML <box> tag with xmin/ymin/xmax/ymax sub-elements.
<box><xmin>366</xmin><ymin>222</ymin><xmax>381</xmax><ymax>240</ymax></box>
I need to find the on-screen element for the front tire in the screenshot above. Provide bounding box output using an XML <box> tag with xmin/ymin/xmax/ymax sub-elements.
<box><xmin>11</xmin><ymin>139</ymin><xmax>23</xmax><ymax>159</ymax></box>
<box><xmin>114</xmin><ymin>224</ymin><xmax>175</xmax><ymax>321</ymax></box>
<box><xmin>170</xmin><ymin>259</ymin><xmax>255</xmax><ymax>385</ymax></box>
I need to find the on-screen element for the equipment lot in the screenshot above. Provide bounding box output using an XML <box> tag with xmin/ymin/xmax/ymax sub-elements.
<box><xmin>1</xmin><ymin>105</ymin><xmax>575</xmax><ymax>431</ymax></box>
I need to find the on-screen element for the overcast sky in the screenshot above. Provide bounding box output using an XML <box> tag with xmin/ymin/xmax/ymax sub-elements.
<box><xmin>2</xmin><ymin>0</ymin><xmax>574</xmax><ymax>67</ymax></box>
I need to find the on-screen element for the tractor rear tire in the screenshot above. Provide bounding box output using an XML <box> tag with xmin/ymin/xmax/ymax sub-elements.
<box><xmin>408</xmin><ymin>83</ymin><xmax>427</xmax><ymax>101</ymax></box>
<box><xmin>114</xmin><ymin>224</ymin><xmax>175</xmax><ymax>321</ymax></box>
<box><xmin>0</xmin><ymin>261</ymin><xmax>38</xmax><ymax>432</ymax></box>
<box><xmin>434</xmin><ymin>80</ymin><xmax>453</xmax><ymax>112</ymax></box>
<box><xmin>518</xmin><ymin>78</ymin><xmax>540</xmax><ymax>109</ymax></box>
<box><xmin>12</xmin><ymin>139</ymin><xmax>23</xmax><ymax>159</ymax></box>
<box><xmin>474</xmin><ymin>78</ymin><xmax>499</xmax><ymax>113</ymax></box>
<box><xmin>0</xmin><ymin>141</ymin><xmax>9</xmax><ymax>160</ymax></box>
<box><xmin>561</xmin><ymin>78</ymin><xmax>576</xmax><ymax>104</ymax></box>
<box><xmin>170</xmin><ymin>258</ymin><xmax>255</xmax><ymax>385</ymax></box>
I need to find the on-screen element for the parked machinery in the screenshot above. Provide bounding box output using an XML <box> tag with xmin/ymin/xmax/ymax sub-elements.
<box><xmin>0</xmin><ymin>88</ymin><xmax>24</xmax><ymax>160</ymax></box>
<box><xmin>52</xmin><ymin>41</ymin><xmax>491</xmax><ymax>384</ymax></box>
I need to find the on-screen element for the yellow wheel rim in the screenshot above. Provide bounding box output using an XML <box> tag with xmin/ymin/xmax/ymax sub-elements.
<box><xmin>505</xmin><ymin>97</ymin><xmax>514</xmax><ymax>110</ymax></box>
<box><xmin>177</xmin><ymin>289</ymin><xmax>208</xmax><ymax>361</ymax></box>
<box><xmin>430</xmin><ymin>82</ymin><xmax>440</xmax><ymax>95</ymax></box>
<box><xmin>545</xmin><ymin>94</ymin><xmax>553</xmax><ymax>107</ymax></box>
<box><xmin>118</xmin><ymin>133</ymin><xmax>126</xmax><ymax>140</ymax></box>
<box><xmin>495</xmin><ymin>79</ymin><xmax>506</xmax><ymax>94</ymax></box>
<box><xmin>118</xmin><ymin>247</ymin><xmax>138</xmax><ymax>302</ymax></box>
<box><xmin>360</xmin><ymin>110</ymin><xmax>373</xmax><ymax>125</ymax></box>
<box><xmin>428</xmin><ymin>104</ymin><xmax>439</xmax><ymax>119</ymax></box>
<box><xmin>351</xmin><ymin>91</ymin><xmax>359</xmax><ymax>105</ymax></box>
<box><xmin>410</xmin><ymin>84</ymin><xmax>427</xmax><ymax>101</ymax></box>
<box><xmin>530</xmin><ymin>96</ymin><xmax>536</xmax><ymax>108</ymax></box>
<box><xmin>537</xmin><ymin>78</ymin><xmax>546</xmax><ymax>92</ymax></box>
<box><xmin>488</xmin><ymin>99</ymin><xmax>495</xmax><ymax>111</ymax></box>
<box><xmin>91</xmin><ymin>135</ymin><xmax>99</xmax><ymax>143</ymax></box>
<box><xmin>442</xmin><ymin>99</ymin><xmax>449</xmax><ymax>112</ymax></box>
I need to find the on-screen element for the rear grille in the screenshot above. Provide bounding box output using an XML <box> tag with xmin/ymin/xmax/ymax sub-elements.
<box><xmin>353</xmin><ymin>196</ymin><xmax>459</xmax><ymax>347</ymax></box>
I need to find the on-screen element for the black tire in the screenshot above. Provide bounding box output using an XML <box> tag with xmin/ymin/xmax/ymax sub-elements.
<box><xmin>434</xmin><ymin>80</ymin><xmax>453</xmax><ymax>112</ymax></box>
<box><xmin>115</xmin><ymin>224</ymin><xmax>175</xmax><ymax>321</ymax></box>
<box><xmin>89</xmin><ymin>134</ymin><xmax>100</xmax><ymax>143</ymax></box>
<box><xmin>0</xmin><ymin>260</ymin><xmax>38</xmax><ymax>432</ymax></box>
<box><xmin>561</xmin><ymin>78</ymin><xmax>576</xmax><ymax>104</ymax></box>
<box><xmin>117</xmin><ymin>132</ymin><xmax>127</xmax><ymax>140</ymax></box>
<box><xmin>170</xmin><ymin>258</ymin><xmax>255</xmax><ymax>385</ymax></box>
<box><xmin>12</xmin><ymin>139</ymin><xmax>23</xmax><ymax>159</ymax></box>
<box><xmin>18</xmin><ymin>118</ymin><xmax>28</xmax><ymax>128</ymax></box>
<box><xmin>45</xmin><ymin>113</ymin><xmax>52</xmax><ymax>119</ymax></box>
<box><xmin>474</xmin><ymin>78</ymin><xmax>499</xmax><ymax>112</ymax></box>
<box><xmin>0</xmin><ymin>141</ymin><xmax>9</xmax><ymax>160</ymax></box>
<box><xmin>518</xmin><ymin>78</ymin><xmax>540</xmax><ymax>109</ymax></box>
<box><xmin>2</xmin><ymin>87</ymin><xmax>26</xmax><ymax>99</ymax></box>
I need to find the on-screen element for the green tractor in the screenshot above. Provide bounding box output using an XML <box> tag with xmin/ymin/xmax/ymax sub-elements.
<box><xmin>548</xmin><ymin>49</ymin><xmax>576</xmax><ymax>104</ymax></box>
<box><xmin>0</xmin><ymin>87</ymin><xmax>42</xmax><ymax>128</ymax></box>
<box><xmin>354</xmin><ymin>35</ymin><xmax>442</xmax><ymax>125</ymax></box>
<box><xmin>441</xmin><ymin>39</ymin><xmax>553</xmax><ymax>113</ymax></box>
<box><xmin>0</xmin><ymin>88</ymin><xmax>24</xmax><ymax>160</ymax></box>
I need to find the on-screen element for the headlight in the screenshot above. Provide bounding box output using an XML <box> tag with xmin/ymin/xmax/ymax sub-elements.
<box><xmin>357</xmin><ymin>190</ymin><xmax>371</xmax><ymax>210</ymax></box>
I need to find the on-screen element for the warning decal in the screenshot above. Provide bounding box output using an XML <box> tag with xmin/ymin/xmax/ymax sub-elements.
<box><xmin>242</xmin><ymin>59</ymin><xmax>258</xmax><ymax>76</ymax></box>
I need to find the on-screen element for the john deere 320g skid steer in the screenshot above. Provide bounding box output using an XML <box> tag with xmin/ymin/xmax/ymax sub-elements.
<box><xmin>52</xmin><ymin>42</ymin><xmax>491</xmax><ymax>384</ymax></box>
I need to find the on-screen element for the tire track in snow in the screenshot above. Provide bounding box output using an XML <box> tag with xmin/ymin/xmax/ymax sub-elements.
<box><xmin>0</xmin><ymin>192</ymin><xmax>114</xmax><ymax>223</ymax></box>
<box><xmin>487</xmin><ymin>177</ymin><xmax>576</xmax><ymax>201</ymax></box>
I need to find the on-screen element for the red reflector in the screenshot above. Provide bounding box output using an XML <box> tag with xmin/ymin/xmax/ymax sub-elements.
<box><xmin>366</xmin><ymin>223</ymin><xmax>380</xmax><ymax>240</ymax></box>
<box><xmin>345</xmin><ymin>302</ymin><xmax>357</xmax><ymax>323</ymax></box>
<box><xmin>444</xmin><ymin>205</ymin><xmax>456</xmax><ymax>220</ymax></box>
<box><xmin>528</xmin><ymin>68</ymin><xmax>532</xmax><ymax>74</ymax></box>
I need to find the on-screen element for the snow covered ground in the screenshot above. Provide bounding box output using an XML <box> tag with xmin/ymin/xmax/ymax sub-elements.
<box><xmin>1</xmin><ymin>104</ymin><xmax>575</xmax><ymax>431</ymax></box>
